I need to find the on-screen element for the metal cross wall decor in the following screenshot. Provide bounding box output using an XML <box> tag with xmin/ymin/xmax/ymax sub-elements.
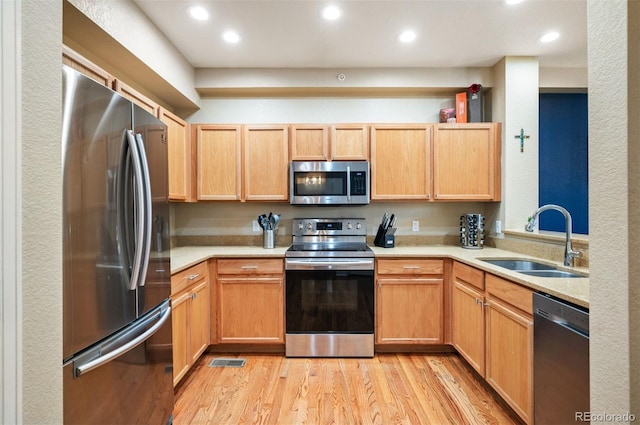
<box><xmin>514</xmin><ymin>128</ymin><xmax>530</xmax><ymax>153</ymax></box>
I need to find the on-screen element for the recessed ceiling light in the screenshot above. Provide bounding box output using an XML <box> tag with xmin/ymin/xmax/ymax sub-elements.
<box><xmin>222</xmin><ymin>30</ymin><xmax>241</xmax><ymax>44</ymax></box>
<box><xmin>504</xmin><ymin>0</ymin><xmax>525</xmax><ymax>5</ymax></box>
<box><xmin>322</xmin><ymin>5</ymin><xmax>341</xmax><ymax>21</ymax></box>
<box><xmin>398</xmin><ymin>30</ymin><xmax>417</xmax><ymax>43</ymax></box>
<box><xmin>189</xmin><ymin>5</ymin><xmax>209</xmax><ymax>21</ymax></box>
<box><xmin>539</xmin><ymin>31</ymin><xmax>560</xmax><ymax>43</ymax></box>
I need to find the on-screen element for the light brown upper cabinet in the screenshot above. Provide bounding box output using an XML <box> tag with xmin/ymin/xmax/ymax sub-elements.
<box><xmin>158</xmin><ymin>108</ymin><xmax>191</xmax><ymax>202</ymax></box>
<box><xmin>330</xmin><ymin>124</ymin><xmax>369</xmax><ymax>160</ymax></box>
<box><xmin>195</xmin><ymin>125</ymin><xmax>289</xmax><ymax>201</ymax></box>
<box><xmin>113</xmin><ymin>80</ymin><xmax>159</xmax><ymax>117</ymax></box>
<box><xmin>62</xmin><ymin>45</ymin><xmax>114</xmax><ymax>88</ymax></box>
<box><xmin>243</xmin><ymin>125</ymin><xmax>289</xmax><ymax>201</ymax></box>
<box><xmin>290</xmin><ymin>125</ymin><xmax>329</xmax><ymax>160</ymax></box>
<box><xmin>433</xmin><ymin>123</ymin><xmax>501</xmax><ymax>201</ymax></box>
<box><xmin>290</xmin><ymin>124</ymin><xmax>368</xmax><ymax>161</ymax></box>
<box><xmin>370</xmin><ymin>124</ymin><xmax>432</xmax><ymax>200</ymax></box>
<box><xmin>195</xmin><ymin>125</ymin><xmax>242</xmax><ymax>201</ymax></box>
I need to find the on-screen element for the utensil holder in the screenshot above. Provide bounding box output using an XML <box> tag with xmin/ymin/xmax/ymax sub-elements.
<box><xmin>263</xmin><ymin>229</ymin><xmax>275</xmax><ymax>249</ymax></box>
<box><xmin>460</xmin><ymin>213</ymin><xmax>485</xmax><ymax>249</ymax></box>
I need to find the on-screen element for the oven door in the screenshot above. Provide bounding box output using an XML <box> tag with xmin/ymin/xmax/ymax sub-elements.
<box><xmin>285</xmin><ymin>258</ymin><xmax>374</xmax><ymax>357</ymax></box>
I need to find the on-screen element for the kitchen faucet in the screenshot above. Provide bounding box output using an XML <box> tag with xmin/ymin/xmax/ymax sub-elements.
<box><xmin>525</xmin><ymin>204</ymin><xmax>581</xmax><ymax>267</ymax></box>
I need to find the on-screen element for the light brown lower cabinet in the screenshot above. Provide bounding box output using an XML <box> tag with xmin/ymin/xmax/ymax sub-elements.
<box><xmin>171</xmin><ymin>261</ymin><xmax>210</xmax><ymax>386</ymax></box>
<box><xmin>451</xmin><ymin>261</ymin><xmax>534</xmax><ymax>425</ymax></box>
<box><xmin>375</xmin><ymin>258</ymin><xmax>444</xmax><ymax>344</ymax></box>
<box><xmin>215</xmin><ymin>258</ymin><xmax>284</xmax><ymax>344</ymax></box>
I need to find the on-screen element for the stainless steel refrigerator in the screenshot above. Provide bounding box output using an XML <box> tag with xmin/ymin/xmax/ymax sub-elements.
<box><xmin>62</xmin><ymin>65</ymin><xmax>173</xmax><ymax>424</ymax></box>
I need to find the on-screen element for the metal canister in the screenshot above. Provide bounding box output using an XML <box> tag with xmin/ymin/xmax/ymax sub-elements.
<box><xmin>460</xmin><ymin>213</ymin><xmax>485</xmax><ymax>249</ymax></box>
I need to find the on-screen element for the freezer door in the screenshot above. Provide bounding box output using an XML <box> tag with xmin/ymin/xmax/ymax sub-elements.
<box><xmin>62</xmin><ymin>66</ymin><xmax>137</xmax><ymax>359</ymax></box>
<box><xmin>63</xmin><ymin>300</ymin><xmax>173</xmax><ymax>425</ymax></box>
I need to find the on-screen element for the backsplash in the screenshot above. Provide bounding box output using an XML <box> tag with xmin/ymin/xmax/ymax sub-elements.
<box><xmin>170</xmin><ymin>201</ymin><xmax>588</xmax><ymax>267</ymax></box>
<box><xmin>172</xmin><ymin>201</ymin><xmax>490</xmax><ymax>248</ymax></box>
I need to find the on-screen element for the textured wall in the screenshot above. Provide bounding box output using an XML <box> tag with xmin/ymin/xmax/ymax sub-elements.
<box><xmin>190</xmin><ymin>97</ymin><xmax>459</xmax><ymax>124</ymax></box>
<box><xmin>588</xmin><ymin>0</ymin><xmax>637</xmax><ymax>420</ymax></box>
<box><xmin>503</xmin><ymin>57</ymin><xmax>539</xmax><ymax>231</ymax></box>
<box><xmin>21</xmin><ymin>0</ymin><xmax>63</xmax><ymax>422</ymax></box>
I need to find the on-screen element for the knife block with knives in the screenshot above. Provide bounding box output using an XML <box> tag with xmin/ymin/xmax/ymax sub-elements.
<box><xmin>374</xmin><ymin>213</ymin><xmax>396</xmax><ymax>248</ymax></box>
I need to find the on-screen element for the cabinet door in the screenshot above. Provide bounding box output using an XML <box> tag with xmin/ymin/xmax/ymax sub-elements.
<box><xmin>217</xmin><ymin>277</ymin><xmax>284</xmax><ymax>343</ymax></box>
<box><xmin>189</xmin><ymin>280</ymin><xmax>210</xmax><ymax>364</ymax></box>
<box><xmin>330</xmin><ymin>124</ymin><xmax>368</xmax><ymax>160</ymax></box>
<box><xmin>375</xmin><ymin>277</ymin><xmax>443</xmax><ymax>344</ymax></box>
<box><xmin>62</xmin><ymin>45</ymin><xmax>114</xmax><ymax>88</ymax></box>
<box><xmin>159</xmin><ymin>108</ymin><xmax>191</xmax><ymax>201</ymax></box>
<box><xmin>243</xmin><ymin>125</ymin><xmax>289</xmax><ymax>201</ymax></box>
<box><xmin>433</xmin><ymin>123</ymin><xmax>501</xmax><ymax>201</ymax></box>
<box><xmin>113</xmin><ymin>80</ymin><xmax>159</xmax><ymax>117</ymax></box>
<box><xmin>196</xmin><ymin>125</ymin><xmax>242</xmax><ymax>200</ymax></box>
<box><xmin>290</xmin><ymin>125</ymin><xmax>328</xmax><ymax>160</ymax></box>
<box><xmin>451</xmin><ymin>280</ymin><xmax>485</xmax><ymax>376</ymax></box>
<box><xmin>171</xmin><ymin>291</ymin><xmax>190</xmax><ymax>386</ymax></box>
<box><xmin>485</xmin><ymin>298</ymin><xmax>533</xmax><ymax>424</ymax></box>
<box><xmin>370</xmin><ymin>124</ymin><xmax>432</xmax><ymax>200</ymax></box>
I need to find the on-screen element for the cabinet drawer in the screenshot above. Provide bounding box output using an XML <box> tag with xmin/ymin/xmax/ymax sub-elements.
<box><xmin>217</xmin><ymin>258</ymin><xmax>283</xmax><ymax>275</ymax></box>
<box><xmin>485</xmin><ymin>273</ymin><xmax>533</xmax><ymax>316</ymax></box>
<box><xmin>376</xmin><ymin>259</ymin><xmax>444</xmax><ymax>275</ymax></box>
<box><xmin>171</xmin><ymin>261</ymin><xmax>208</xmax><ymax>295</ymax></box>
<box><xmin>453</xmin><ymin>261</ymin><xmax>485</xmax><ymax>290</ymax></box>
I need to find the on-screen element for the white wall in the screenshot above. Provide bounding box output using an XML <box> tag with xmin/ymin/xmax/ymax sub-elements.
<box><xmin>190</xmin><ymin>97</ymin><xmax>457</xmax><ymax>124</ymax></box>
<box><xmin>588</xmin><ymin>0</ymin><xmax>639</xmax><ymax>419</ymax></box>
<box><xmin>21</xmin><ymin>0</ymin><xmax>63</xmax><ymax>422</ymax></box>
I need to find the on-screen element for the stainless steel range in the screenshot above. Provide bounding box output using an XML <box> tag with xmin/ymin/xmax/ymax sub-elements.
<box><xmin>285</xmin><ymin>218</ymin><xmax>374</xmax><ymax>357</ymax></box>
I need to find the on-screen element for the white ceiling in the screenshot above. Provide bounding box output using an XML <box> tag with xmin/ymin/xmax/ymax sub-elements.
<box><xmin>133</xmin><ymin>0</ymin><xmax>587</xmax><ymax>70</ymax></box>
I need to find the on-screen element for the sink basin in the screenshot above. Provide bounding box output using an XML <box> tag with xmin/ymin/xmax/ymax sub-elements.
<box><xmin>480</xmin><ymin>259</ymin><xmax>556</xmax><ymax>271</ymax></box>
<box><xmin>479</xmin><ymin>258</ymin><xmax>587</xmax><ymax>278</ymax></box>
<box><xmin>517</xmin><ymin>270</ymin><xmax>587</xmax><ymax>278</ymax></box>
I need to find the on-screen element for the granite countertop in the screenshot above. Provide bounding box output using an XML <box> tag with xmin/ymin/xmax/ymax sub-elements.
<box><xmin>171</xmin><ymin>245</ymin><xmax>589</xmax><ymax>308</ymax></box>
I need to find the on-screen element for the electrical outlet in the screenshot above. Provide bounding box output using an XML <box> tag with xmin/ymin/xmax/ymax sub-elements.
<box><xmin>412</xmin><ymin>220</ymin><xmax>419</xmax><ymax>232</ymax></box>
<box><xmin>252</xmin><ymin>220</ymin><xmax>261</xmax><ymax>232</ymax></box>
<box><xmin>495</xmin><ymin>220</ymin><xmax>502</xmax><ymax>234</ymax></box>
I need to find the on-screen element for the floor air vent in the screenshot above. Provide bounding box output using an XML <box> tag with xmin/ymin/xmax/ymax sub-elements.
<box><xmin>209</xmin><ymin>358</ymin><xmax>246</xmax><ymax>368</ymax></box>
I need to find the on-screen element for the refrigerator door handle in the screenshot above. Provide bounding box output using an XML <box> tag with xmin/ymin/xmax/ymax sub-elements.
<box><xmin>73</xmin><ymin>300</ymin><xmax>171</xmax><ymax>378</ymax></box>
<box><xmin>125</xmin><ymin>130</ymin><xmax>146</xmax><ymax>291</ymax></box>
<box><xmin>134</xmin><ymin>132</ymin><xmax>153</xmax><ymax>288</ymax></box>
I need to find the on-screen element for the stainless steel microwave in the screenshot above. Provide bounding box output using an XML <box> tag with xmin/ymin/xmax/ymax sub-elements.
<box><xmin>290</xmin><ymin>161</ymin><xmax>370</xmax><ymax>205</ymax></box>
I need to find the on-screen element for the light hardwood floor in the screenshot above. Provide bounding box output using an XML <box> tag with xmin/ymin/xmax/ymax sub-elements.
<box><xmin>174</xmin><ymin>353</ymin><xmax>523</xmax><ymax>425</ymax></box>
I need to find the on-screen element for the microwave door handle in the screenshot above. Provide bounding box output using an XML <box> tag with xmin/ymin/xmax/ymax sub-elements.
<box><xmin>346</xmin><ymin>165</ymin><xmax>351</xmax><ymax>201</ymax></box>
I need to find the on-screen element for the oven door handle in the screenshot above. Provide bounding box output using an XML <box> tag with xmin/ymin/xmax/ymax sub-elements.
<box><xmin>285</xmin><ymin>259</ymin><xmax>374</xmax><ymax>270</ymax></box>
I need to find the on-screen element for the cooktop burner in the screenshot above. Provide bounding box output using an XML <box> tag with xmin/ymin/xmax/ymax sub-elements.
<box><xmin>286</xmin><ymin>218</ymin><xmax>373</xmax><ymax>258</ymax></box>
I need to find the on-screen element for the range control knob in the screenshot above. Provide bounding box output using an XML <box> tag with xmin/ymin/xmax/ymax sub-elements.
<box><xmin>297</xmin><ymin>223</ymin><xmax>304</xmax><ymax>231</ymax></box>
<box><xmin>347</xmin><ymin>223</ymin><xmax>353</xmax><ymax>229</ymax></box>
<box><xmin>307</xmin><ymin>222</ymin><xmax>313</xmax><ymax>230</ymax></box>
<box><xmin>356</xmin><ymin>223</ymin><xmax>362</xmax><ymax>230</ymax></box>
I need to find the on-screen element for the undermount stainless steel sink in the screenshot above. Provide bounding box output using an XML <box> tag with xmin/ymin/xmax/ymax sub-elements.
<box><xmin>479</xmin><ymin>258</ymin><xmax>587</xmax><ymax>278</ymax></box>
<box><xmin>517</xmin><ymin>269</ymin><xmax>587</xmax><ymax>278</ymax></box>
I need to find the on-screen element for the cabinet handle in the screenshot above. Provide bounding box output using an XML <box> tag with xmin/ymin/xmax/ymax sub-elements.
<box><xmin>187</xmin><ymin>273</ymin><xmax>200</xmax><ymax>280</ymax></box>
<box><xmin>192</xmin><ymin>293</ymin><xmax>197</xmax><ymax>300</ymax></box>
<box><xmin>155</xmin><ymin>269</ymin><xmax>166</xmax><ymax>273</ymax></box>
<box><xmin>241</xmin><ymin>265</ymin><xmax>258</xmax><ymax>269</ymax></box>
<box><xmin>403</xmin><ymin>266</ymin><xmax>421</xmax><ymax>270</ymax></box>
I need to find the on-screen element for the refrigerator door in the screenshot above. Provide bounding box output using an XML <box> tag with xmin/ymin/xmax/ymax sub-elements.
<box><xmin>132</xmin><ymin>104</ymin><xmax>171</xmax><ymax>317</ymax></box>
<box><xmin>63</xmin><ymin>300</ymin><xmax>174</xmax><ymax>425</ymax></box>
<box><xmin>62</xmin><ymin>67</ymin><xmax>137</xmax><ymax>359</ymax></box>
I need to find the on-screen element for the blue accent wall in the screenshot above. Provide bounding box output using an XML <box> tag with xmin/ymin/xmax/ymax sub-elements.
<box><xmin>538</xmin><ymin>93</ymin><xmax>589</xmax><ymax>234</ymax></box>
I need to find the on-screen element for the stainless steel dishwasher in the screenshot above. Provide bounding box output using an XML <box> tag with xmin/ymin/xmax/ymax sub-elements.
<box><xmin>534</xmin><ymin>292</ymin><xmax>590</xmax><ymax>424</ymax></box>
